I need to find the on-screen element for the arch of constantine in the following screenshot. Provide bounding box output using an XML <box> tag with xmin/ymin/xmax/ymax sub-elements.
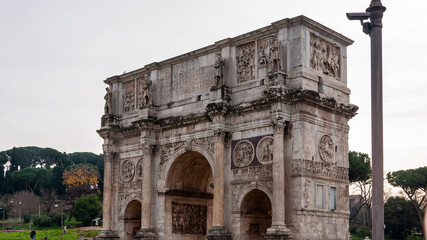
<box><xmin>96</xmin><ymin>15</ymin><xmax>358</xmax><ymax>240</ymax></box>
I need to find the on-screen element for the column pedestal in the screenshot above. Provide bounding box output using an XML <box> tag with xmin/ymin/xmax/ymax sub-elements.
<box><xmin>264</xmin><ymin>224</ymin><xmax>293</xmax><ymax>240</ymax></box>
<box><xmin>134</xmin><ymin>228</ymin><xmax>158</xmax><ymax>240</ymax></box>
<box><xmin>96</xmin><ymin>230</ymin><xmax>119</xmax><ymax>240</ymax></box>
<box><xmin>207</xmin><ymin>226</ymin><xmax>233</xmax><ymax>240</ymax></box>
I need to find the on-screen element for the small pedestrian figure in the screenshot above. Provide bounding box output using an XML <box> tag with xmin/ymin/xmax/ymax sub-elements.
<box><xmin>64</xmin><ymin>225</ymin><xmax>67</xmax><ymax>234</ymax></box>
<box><xmin>30</xmin><ymin>230</ymin><xmax>36</xmax><ymax>239</ymax></box>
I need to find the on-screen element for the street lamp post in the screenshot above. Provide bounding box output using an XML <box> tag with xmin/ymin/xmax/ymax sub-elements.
<box><xmin>54</xmin><ymin>196</ymin><xmax>63</xmax><ymax>240</ymax></box>
<box><xmin>347</xmin><ymin>1</ymin><xmax>386</xmax><ymax>240</ymax></box>
<box><xmin>18</xmin><ymin>201</ymin><xmax>21</xmax><ymax>223</ymax></box>
<box><xmin>0</xmin><ymin>207</ymin><xmax>4</xmax><ymax>230</ymax></box>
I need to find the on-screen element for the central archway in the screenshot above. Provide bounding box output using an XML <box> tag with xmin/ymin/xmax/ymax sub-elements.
<box><xmin>165</xmin><ymin>151</ymin><xmax>214</xmax><ymax>239</ymax></box>
<box><xmin>124</xmin><ymin>200</ymin><xmax>141</xmax><ymax>240</ymax></box>
<box><xmin>240</xmin><ymin>189</ymin><xmax>272</xmax><ymax>240</ymax></box>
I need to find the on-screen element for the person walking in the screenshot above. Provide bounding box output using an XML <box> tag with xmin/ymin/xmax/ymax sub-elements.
<box><xmin>30</xmin><ymin>230</ymin><xmax>36</xmax><ymax>239</ymax></box>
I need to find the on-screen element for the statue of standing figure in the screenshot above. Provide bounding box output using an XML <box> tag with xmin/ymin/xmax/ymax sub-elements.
<box><xmin>139</xmin><ymin>74</ymin><xmax>153</xmax><ymax>107</ymax></box>
<box><xmin>214</xmin><ymin>53</ymin><xmax>225</xmax><ymax>86</ymax></box>
<box><xmin>104</xmin><ymin>87</ymin><xmax>112</xmax><ymax>115</ymax></box>
<box><xmin>268</xmin><ymin>37</ymin><xmax>281</xmax><ymax>74</ymax></box>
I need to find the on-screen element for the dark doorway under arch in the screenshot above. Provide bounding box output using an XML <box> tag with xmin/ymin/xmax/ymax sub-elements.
<box><xmin>240</xmin><ymin>189</ymin><xmax>272</xmax><ymax>240</ymax></box>
<box><xmin>124</xmin><ymin>200</ymin><xmax>141</xmax><ymax>240</ymax></box>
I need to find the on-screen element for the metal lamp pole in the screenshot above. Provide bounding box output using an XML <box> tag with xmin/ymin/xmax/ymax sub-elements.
<box><xmin>347</xmin><ymin>1</ymin><xmax>386</xmax><ymax>239</ymax></box>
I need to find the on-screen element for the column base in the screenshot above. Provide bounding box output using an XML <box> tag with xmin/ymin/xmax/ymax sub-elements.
<box><xmin>207</xmin><ymin>226</ymin><xmax>233</xmax><ymax>240</ymax></box>
<box><xmin>264</xmin><ymin>225</ymin><xmax>293</xmax><ymax>240</ymax></box>
<box><xmin>134</xmin><ymin>228</ymin><xmax>158</xmax><ymax>240</ymax></box>
<box><xmin>95</xmin><ymin>230</ymin><xmax>120</xmax><ymax>240</ymax></box>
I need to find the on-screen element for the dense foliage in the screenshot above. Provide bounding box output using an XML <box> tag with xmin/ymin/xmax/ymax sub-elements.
<box><xmin>387</xmin><ymin>167</ymin><xmax>427</xmax><ymax>237</ymax></box>
<box><xmin>0</xmin><ymin>146</ymin><xmax>103</xmax><ymax>196</ymax></box>
<box><xmin>384</xmin><ymin>197</ymin><xmax>422</xmax><ymax>239</ymax></box>
<box><xmin>74</xmin><ymin>194</ymin><xmax>102</xmax><ymax>226</ymax></box>
<box><xmin>0</xmin><ymin>146</ymin><xmax>104</xmax><ymax>226</ymax></box>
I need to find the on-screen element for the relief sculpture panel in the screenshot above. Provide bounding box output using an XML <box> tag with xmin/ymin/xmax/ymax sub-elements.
<box><xmin>310</xmin><ymin>32</ymin><xmax>340</xmax><ymax>79</ymax></box>
<box><xmin>258</xmin><ymin>34</ymin><xmax>281</xmax><ymax>73</ymax></box>
<box><xmin>318</xmin><ymin>134</ymin><xmax>334</xmax><ymax>161</ymax></box>
<box><xmin>122</xmin><ymin>81</ymin><xmax>135</xmax><ymax>112</ymax></box>
<box><xmin>236</xmin><ymin>42</ymin><xmax>255</xmax><ymax>83</ymax></box>
<box><xmin>256</xmin><ymin>136</ymin><xmax>273</xmax><ymax>164</ymax></box>
<box><xmin>172</xmin><ymin>203</ymin><xmax>207</xmax><ymax>235</ymax></box>
<box><xmin>232</xmin><ymin>140</ymin><xmax>254</xmax><ymax>168</ymax></box>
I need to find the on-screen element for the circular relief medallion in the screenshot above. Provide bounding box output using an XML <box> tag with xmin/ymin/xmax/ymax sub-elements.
<box><xmin>135</xmin><ymin>159</ymin><xmax>143</xmax><ymax>180</ymax></box>
<box><xmin>233</xmin><ymin>140</ymin><xmax>255</xmax><ymax>168</ymax></box>
<box><xmin>319</xmin><ymin>135</ymin><xmax>334</xmax><ymax>161</ymax></box>
<box><xmin>256</xmin><ymin>136</ymin><xmax>274</xmax><ymax>164</ymax></box>
<box><xmin>120</xmin><ymin>160</ymin><xmax>135</xmax><ymax>181</ymax></box>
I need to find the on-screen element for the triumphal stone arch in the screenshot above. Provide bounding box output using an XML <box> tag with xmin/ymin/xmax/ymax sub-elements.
<box><xmin>96</xmin><ymin>16</ymin><xmax>357</xmax><ymax>240</ymax></box>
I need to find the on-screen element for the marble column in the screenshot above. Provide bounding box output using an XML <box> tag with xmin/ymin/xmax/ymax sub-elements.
<box><xmin>97</xmin><ymin>150</ymin><xmax>119</xmax><ymax>239</ymax></box>
<box><xmin>265</xmin><ymin>118</ymin><xmax>292</xmax><ymax>240</ymax></box>
<box><xmin>135</xmin><ymin>142</ymin><xmax>158</xmax><ymax>240</ymax></box>
<box><xmin>207</xmin><ymin>130</ymin><xmax>232</xmax><ymax>240</ymax></box>
<box><xmin>212</xmin><ymin>131</ymin><xmax>225</xmax><ymax>227</ymax></box>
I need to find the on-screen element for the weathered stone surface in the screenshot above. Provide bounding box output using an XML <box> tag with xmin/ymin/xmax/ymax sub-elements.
<box><xmin>98</xmin><ymin>15</ymin><xmax>355</xmax><ymax>240</ymax></box>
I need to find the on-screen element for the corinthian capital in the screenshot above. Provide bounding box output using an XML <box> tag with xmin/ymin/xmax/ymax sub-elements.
<box><xmin>272</xmin><ymin>118</ymin><xmax>286</xmax><ymax>134</ymax></box>
<box><xmin>213</xmin><ymin>130</ymin><xmax>226</xmax><ymax>143</ymax></box>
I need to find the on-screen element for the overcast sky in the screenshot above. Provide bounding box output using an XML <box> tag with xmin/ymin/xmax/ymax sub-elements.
<box><xmin>0</xmin><ymin>0</ymin><xmax>426</xmax><ymax>172</ymax></box>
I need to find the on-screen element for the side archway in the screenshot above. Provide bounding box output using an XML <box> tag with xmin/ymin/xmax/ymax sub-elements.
<box><xmin>239</xmin><ymin>188</ymin><xmax>272</xmax><ymax>240</ymax></box>
<box><xmin>123</xmin><ymin>200</ymin><xmax>141</xmax><ymax>240</ymax></box>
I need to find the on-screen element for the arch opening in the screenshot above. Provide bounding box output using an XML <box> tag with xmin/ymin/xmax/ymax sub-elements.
<box><xmin>240</xmin><ymin>189</ymin><xmax>272</xmax><ymax>240</ymax></box>
<box><xmin>165</xmin><ymin>150</ymin><xmax>213</xmax><ymax>238</ymax></box>
<box><xmin>123</xmin><ymin>200</ymin><xmax>141</xmax><ymax>240</ymax></box>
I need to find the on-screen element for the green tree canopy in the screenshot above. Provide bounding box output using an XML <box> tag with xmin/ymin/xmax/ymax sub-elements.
<box><xmin>349</xmin><ymin>151</ymin><xmax>371</xmax><ymax>183</ymax></box>
<box><xmin>74</xmin><ymin>194</ymin><xmax>102</xmax><ymax>226</ymax></box>
<box><xmin>387</xmin><ymin>166</ymin><xmax>427</xmax><ymax>237</ymax></box>
<box><xmin>10</xmin><ymin>168</ymin><xmax>52</xmax><ymax>195</ymax></box>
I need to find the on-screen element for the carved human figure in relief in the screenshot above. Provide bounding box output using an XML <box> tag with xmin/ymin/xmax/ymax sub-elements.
<box><xmin>256</xmin><ymin>137</ymin><xmax>274</xmax><ymax>164</ymax></box>
<box><xmin>233</xmin><ymin>141</ymin><xmax>254</xmax><ymax>167</ymax></box>
<box><xmin>268</xmin><ymin>37</ymin><xmax>281</xmax><ymax>73</ymax></box>
<box><xmin>139</xmin><ymin>74</ymin><xmax>153</xmax><ymax>107</ymax></box>
<box><xmin>310</xmin><ymin>33</ymin><xmax>340</xmax><ymax>79</ymax></box>
<box><xmin>214</xmin><ymin>53</ymin><xmax>225</xmax><ymax>86</ymax></box>
<box><xmin>104</xmin><ymin>87</ymin><xmax>112</xmax><ymax>115</ymax></box>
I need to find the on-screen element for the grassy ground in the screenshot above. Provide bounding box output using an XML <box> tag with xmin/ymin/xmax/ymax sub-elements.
<box><xmin>0</xmin><ymin>227</ymin><xmax>101</xmax><ymax>239</ymax></box>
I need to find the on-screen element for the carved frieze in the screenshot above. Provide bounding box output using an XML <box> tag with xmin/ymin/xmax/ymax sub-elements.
<box><xmin>120</xmin><ymin>160</ymin><xmax>135</xmax><ymax>182</ymax></box>
<box><xmin>232</xmin><ymin>164</ymin><xmax>272</xmax><ymax>180</ymax></box>
<box><xmin>310</xmin><ymin>32</ymin><xmax>340</xmax><ymax>79</ymax></box>
<box><xmin>118</xmin><ymin>179</ymin><xmax>142</xmax><ymax>193</ymax></box>
<box><xmin>256</xmin><ymin>136</ymin><xmax>273</xmax><ymax>164</ymax></box>
<box><xmin>172</xmin><ymin>203</ymin><xmax>207</xmax><ymax>235</ymax></box>
<box><xmin>232</xmin><ymin>140</ymin><xmax>254</xmax><ymax>168</ymax></box>
<box><xmin>236</xmin><ymin>42</ymin><xmax>255</xmax><ymax>83</ymax></box>
<box><xmin>319</xmin><ymin>135</ymin><xmax>334</xmax><ymax>161</ymax></box>
<box><xmin>291</xmin><ymin>159</ymin><xmax>348</xmax><ymax>181</ymax></box>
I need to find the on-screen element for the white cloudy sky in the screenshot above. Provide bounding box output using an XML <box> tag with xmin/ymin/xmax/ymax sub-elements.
<box><xmin>0</xmin><ymin>0</ymin><xmax>426</xmax><ymax>172</ymax></box>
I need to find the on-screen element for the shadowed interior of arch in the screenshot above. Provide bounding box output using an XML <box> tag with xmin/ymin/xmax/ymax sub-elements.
<box><xmin>166</xmin><ymin>151</ymin><xmax>213</xmax><ymax>194</ymax></box>
<box><xmin>240</xmin><ymin>189</ymin><xmax>272</xmax><ymax>239</ymax></box>
<box><xmin>124</xmin><ymin>200</ymin><xmax>141</xmax><ymax>239</ymax></box>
